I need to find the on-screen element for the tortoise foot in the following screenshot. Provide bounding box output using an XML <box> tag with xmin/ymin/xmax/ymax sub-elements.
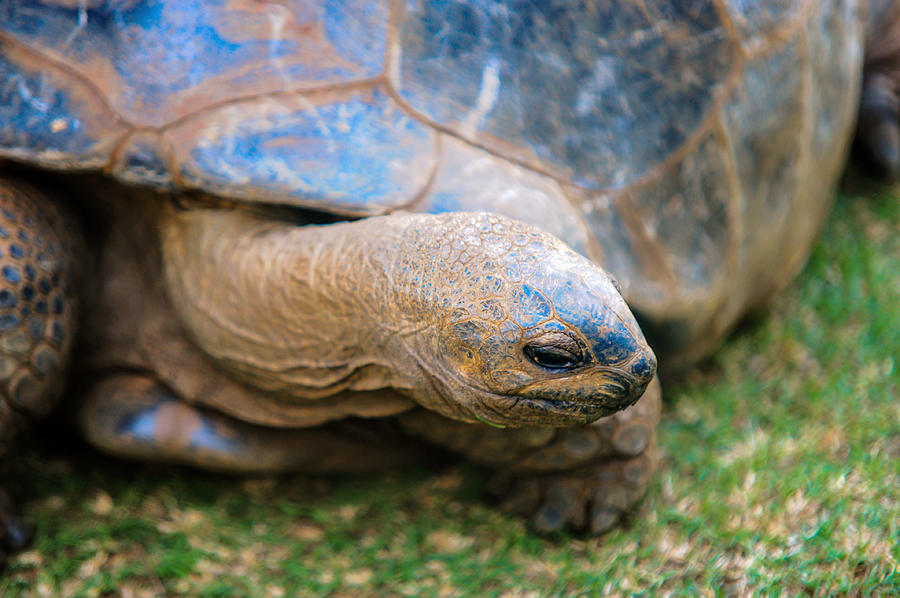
<box><xmin>496</xmin><ymin>436</ymin><xmax>658</xmax><ymax>536</ymax></box>
<box><xmin>496</xmin><ymin>378</ymin><xmax>661</xmax><ymax>535</ymax></box>
<box><xmin>0</xmin><ymin>489</ymin><xmax>31</xmax><ymax>562</ymax></box>
<box><xmin>400</xmin><ymin>377</ymin><xmax>662</xmax><ymax>535</ymax></box>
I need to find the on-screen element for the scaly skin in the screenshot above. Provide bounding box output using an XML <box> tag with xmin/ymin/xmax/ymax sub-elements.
<box><xmin>79</xmin><ymin>374</ymin><xmax>434</xmax><ymax>474</ymax></box>
<box><xmin>150</xmin><ymin>205</ymin><xmax>660</xmax><ymax>534</ymax></box>
<box><xmin>76</xmin><ymin>372</ymin><xmax>659</xmax><ymax>534</ymax></box>
<box><xmin>0</xmin><ymin>180</ymin><xmax>80</xmax><ymax>433</ymax></box>
<box><xmin>19</xmin><ymin>185</ymin><xmax>658</xmax><ymax>539</ymax></box>
<box><xmin>160</xmin><ymin>207</ymin><xmax>656</xmax><ymax>428</ymax></box>
<box><xmin>399</xmin><ymin>377</ymin><xmax>662</xmax><ymax>534</ymax></box>
<box><xmin>0</xmin><ymin>178</ymin><xmax>82</xmax><ymax>558</ymax></box>
<box><xmin>0</xmin><ymin>178</ymin><xmax>658</xmax><ymax>551</ymax></box>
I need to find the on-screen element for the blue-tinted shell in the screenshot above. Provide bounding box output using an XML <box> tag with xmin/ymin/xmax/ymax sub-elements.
<box><xmin>0</xmin><ymin>0</ymin><xmax>867</xmax><ymax>366</ymax></box>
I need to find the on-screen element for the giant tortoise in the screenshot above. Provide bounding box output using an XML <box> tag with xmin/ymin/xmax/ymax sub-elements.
<box><xmin>0</xmin><ymin>0</ymin><xmax>898</xmax><ymax>552</ymax></box>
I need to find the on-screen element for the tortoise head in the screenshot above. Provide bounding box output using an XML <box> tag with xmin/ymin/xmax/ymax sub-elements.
<box><xmin>405</xmin><ymin>213</ymin><xmax>656</xmax><ymax>427</ymax></box>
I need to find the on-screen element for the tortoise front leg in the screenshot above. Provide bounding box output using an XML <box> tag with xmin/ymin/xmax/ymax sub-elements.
<box><xmin>0</xmin><ymin>177</ymin><xmax>82</xmax><ymax>558</ymax></box>
<box><xmin>79</xmin><ymin>374</ymin><xmax>432</xmax><ymax>474</ymax></box>
<box><xmin>398</xmin><ymin>377</ymin><xmax>662</xmax><ymax>535</ymax></box>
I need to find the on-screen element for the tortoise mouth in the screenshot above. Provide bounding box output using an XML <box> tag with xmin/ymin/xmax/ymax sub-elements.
<box><xmin>514</xmin><ymin>367</ymin><xmax>642</xmax><ymax>405</ymax></box>
<box><xmin>498</xmin><ymin>395</ymin><xmax>623</xmax><ymax>424</ymax></box>
<box><xmin>504</xmin><ymin>366</ymin><xmax>648</xmax><ymax>425</ymax></box>
<box><xmin>415</xmin><ymin>352</ymin><xmax>648</xmax><ymax>428</ymax></box>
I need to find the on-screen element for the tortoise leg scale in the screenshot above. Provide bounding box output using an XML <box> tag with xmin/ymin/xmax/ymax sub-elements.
<box><xmin>79</xmin><ymin>374</ymin><xmax>432</xmax><ymax>474</ymax></box>
<box><xmin>399</xmin><ymin>377</ymin><xmax>662</xmax><ymax>535</ymax></box>
<box><xmin>0</xmin><ymin>177</ymin><xmax>81</xmax><ymax>559</ymax></box>
<box><xmin>83</xmin><ymin>372</ymin><xmax>660</xmax><ymax>535</ymax></box>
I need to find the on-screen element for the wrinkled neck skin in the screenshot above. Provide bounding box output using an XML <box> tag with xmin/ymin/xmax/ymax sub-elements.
<box><xmin>161</xmin><ymin>208</ymin><xmax>446</xmax><ymax>403</ymax></box>
<box><xmin>161</xmin><ymin>208</ymin><xmax>655</xmax><ymax>428</ymax></box>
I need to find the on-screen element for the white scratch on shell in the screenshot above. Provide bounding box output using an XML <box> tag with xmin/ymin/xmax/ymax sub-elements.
<box><xmin>460</xmin><ymin>57</ymin><xmax>501</xmax><ymax>138</ymax></box>
<box><xmin>266</xmin><ymin>3</ymin><xmax>292</xmax><ymax>88</ymax></box>
<box><xmin>60</xmin><ymin>0</ymin><xmax>88</xmax><ymax>52</ymax></box>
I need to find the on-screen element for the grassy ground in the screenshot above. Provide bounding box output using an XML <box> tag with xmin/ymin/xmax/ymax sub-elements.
<box><xmin>2</xmin><ymin>180</ymin><xmax>899</xmax><ymax>597</ymax></box>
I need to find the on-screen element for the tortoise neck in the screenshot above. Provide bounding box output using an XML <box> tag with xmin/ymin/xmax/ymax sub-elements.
<box><xmin>158</xmin><ymin>207</ymin><xmax>444</xmax><ymax>401</ymax></box>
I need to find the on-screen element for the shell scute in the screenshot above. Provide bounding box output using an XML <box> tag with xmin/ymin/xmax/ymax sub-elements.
<box><xmin>393</xmin><ymin>0</ymin><xmax>736</xmax><ymax>190</ymax></box>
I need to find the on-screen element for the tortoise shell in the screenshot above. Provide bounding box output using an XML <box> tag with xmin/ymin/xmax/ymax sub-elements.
<box><xmin>0</xmin><ymin>0</ymin><xmax>869</xmax><ymax>370</ymax></box>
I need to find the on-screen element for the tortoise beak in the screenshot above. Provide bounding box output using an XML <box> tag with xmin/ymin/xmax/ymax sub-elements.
<box><xmin>622</xmin><ymin>344</ymin><xmax>657</xmax><ymax>406</ymax></box>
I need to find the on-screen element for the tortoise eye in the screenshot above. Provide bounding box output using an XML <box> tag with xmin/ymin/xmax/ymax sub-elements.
<box><xmin>523</xmin><ymin>343</ymin><xmax>582</xmax><ymax>371</ymax></box>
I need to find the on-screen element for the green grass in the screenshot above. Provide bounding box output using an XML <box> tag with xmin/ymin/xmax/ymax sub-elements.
<box><xmin>4</xmin><ymin>180</ymin><xmax>899</xmax><ymax>596</ymax></box>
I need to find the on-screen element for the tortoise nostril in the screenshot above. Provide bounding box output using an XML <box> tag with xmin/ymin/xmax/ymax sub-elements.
<box><xmin>627</xmin><ymin>347</ymin><xmax>657</xmax><ymax>388</ymax></box>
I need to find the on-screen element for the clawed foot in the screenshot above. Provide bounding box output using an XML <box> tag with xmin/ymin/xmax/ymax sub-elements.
<box><xmin>496</xmin><ymin>439</ymin><xmax>657</xmax><ymax>535</ymax></box>
<box><xmin>489</xmin><ymin>377</ymin><xmax>661</xmax><ymax>535</ymax></box>
<box><xmin>396</xmin><ymin>377</ymin><xmax>662</xmax><ymax>536</ymax></box>
<box><xmin>0</xmin><ymin>489</ymin><xmax>31</xmax><ymax>564</ymax></box>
